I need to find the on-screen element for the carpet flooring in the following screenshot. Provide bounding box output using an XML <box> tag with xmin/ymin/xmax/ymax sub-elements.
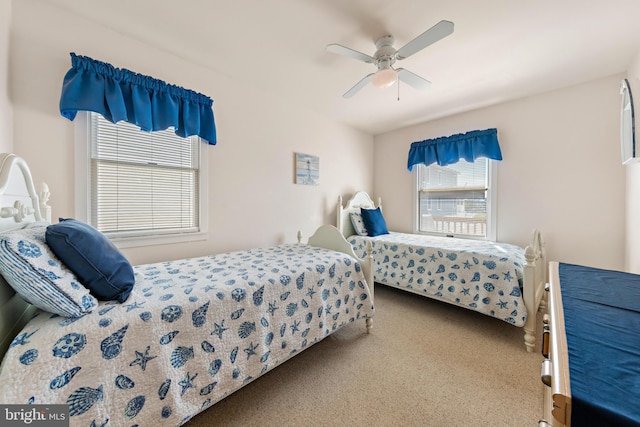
<box><xmin>187</xmin><ymin>284</ymin><xmax>544</xmax><ymax>427</ymax></box>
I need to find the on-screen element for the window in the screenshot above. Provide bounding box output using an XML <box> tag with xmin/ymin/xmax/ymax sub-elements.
<box><xmin>414</xmin><ymin>158</ymin><xmax>496</xmax><ymax>240</ymax></box>
<box><xmin>75</xmin><ymin>112</ymin><xmax>208</xmax><ymax>247</ymax></box>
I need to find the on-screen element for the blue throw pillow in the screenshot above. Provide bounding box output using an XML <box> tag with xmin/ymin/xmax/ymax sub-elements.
<box><xmin>45</xmin><ymin>218</ymin><xmax>134</xmax><ymax>302</ymax></box>
<box><xmin>360</xmin><ymin>207</ymin><xmax>389</xmax><ymax>237</ymax></box>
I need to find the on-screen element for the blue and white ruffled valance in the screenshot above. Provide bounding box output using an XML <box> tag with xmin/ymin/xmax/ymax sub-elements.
<box><xmin>407</xmin><ymin>128</ymin><xmax>501</xmax><ymax>170</ymax></box>
<box><xmin>59</xmin><ymin>53</ymin><xmax>217</xmax><ymax>144</ymax></box>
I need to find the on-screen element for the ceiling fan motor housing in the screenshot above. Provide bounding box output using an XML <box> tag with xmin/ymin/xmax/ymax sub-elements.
<box><xmin>374</xmin><ymin>35</ymin><xmax>397</xmax><ymax>70</ymax></box>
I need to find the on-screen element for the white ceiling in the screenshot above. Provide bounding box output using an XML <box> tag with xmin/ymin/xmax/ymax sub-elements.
<box><xmin>44</xmin><ymin>0</ymin><xmax>640</xmax><ymax>135</ymax></box>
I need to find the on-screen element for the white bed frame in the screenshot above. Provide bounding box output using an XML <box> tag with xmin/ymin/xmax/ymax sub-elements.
<box><xmin>0</xmin><ymin>154</ymin><xmax>51</xmax><ymax>358</ymax></box>
<box><xmin>0</xmin><ymin>154</ymin><xmax>375</xmax><ymax>362</ymax></box>
<box><xmin>337</xmin><ymin>191</ymin><xmax>547</xmax><ymax>352</ymax></box>
<box><xmin>542</xmin><ymin>261</ymin><xmax>570</xmax><ymax>426</ymax></box>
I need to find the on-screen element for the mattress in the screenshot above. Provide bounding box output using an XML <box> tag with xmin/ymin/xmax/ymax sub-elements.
<box><xmin>558</xmin><ymin>262</ymin><xmax>640</xmax><ymax>426</ymax></box>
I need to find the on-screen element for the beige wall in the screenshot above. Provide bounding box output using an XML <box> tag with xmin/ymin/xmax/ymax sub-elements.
<box><xmin>625</xmin><ymin>49</ymin><xmax>640</xmax><ymax>272</ymax></box>
<box><xmin>0</xmin><ymin>0</ymin><xmax>12</xmax><ymax>153</ymax></box>
<box><xmin>9</xmin><ymin>0</ymin><xmax>373</xmax><ymax>265</ymax></box>
<box><xmin>6</xmin><ymin>0</ymin><xmax>633</xmax><ymax>271</ymax></box>
<box><xmin>375</xmin><ymin>75</ymin><xmax>626</xmax><ymax>271</ymax></box>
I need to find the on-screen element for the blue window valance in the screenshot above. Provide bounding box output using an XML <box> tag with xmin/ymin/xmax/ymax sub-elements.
<box><xmin>407</xmin><ymin>128</ymin><xmax>502</xmax><ymax>171</ymax></box>
<box><xmin>59</xmin><ymin>53</ymin><xmax>217</xmax><ymax>145</ymax></box>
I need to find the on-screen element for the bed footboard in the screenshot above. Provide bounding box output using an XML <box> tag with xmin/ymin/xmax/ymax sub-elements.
<box><xmin>522</xmin><ymin>229</ymin><xmax>547</xmax><ymax>352</ymax></box>
<box><xmin>302</xmin><ymin>224</ymin><xmax>375</xmax><ymax>333</ymax></box>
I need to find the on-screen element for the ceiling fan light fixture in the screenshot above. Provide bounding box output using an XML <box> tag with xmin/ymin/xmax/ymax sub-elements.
<box><xmin>372</xmin><ymin>68</ymin><xmax>397</xmax><ymax>88</ymax></box>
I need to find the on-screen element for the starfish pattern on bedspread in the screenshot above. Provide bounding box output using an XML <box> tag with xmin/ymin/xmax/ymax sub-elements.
<box><xmin>349</xmin><ymin>232</ymin><xmax>526</xmax><ymax>326</ymax></box>
<box><xmin>0</xmin><ymin>243</ymin><xmax>374</xmax><ymax>426</ymax></box>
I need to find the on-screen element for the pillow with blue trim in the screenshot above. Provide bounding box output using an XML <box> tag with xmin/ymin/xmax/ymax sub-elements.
<box><xmin>360</xmin><ymin>207</ymin><xmax>389</xmax><ymax>237</ymax></box>
<box><xmin>0</xmin><ymin>222</ymin><xmax>97</xmax><ymax>317</ymax></box>
<box><xmin>46</xmin><ymin>218</ymin><xmax>135</xmax><ymax>303</ymax></box>
<box><xmin>350</xmin><ymin>212</ymin><xmax>368</xmax><ymax>236</ymax></box>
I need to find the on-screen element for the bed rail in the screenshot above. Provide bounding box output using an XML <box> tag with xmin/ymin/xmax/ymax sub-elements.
<box><xmin>541</xmin><ymin>261</ymin><xmax>571</xmax><ymax>426</ymax></box>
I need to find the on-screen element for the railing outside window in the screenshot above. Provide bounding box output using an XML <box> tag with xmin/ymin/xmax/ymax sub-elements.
<box><xmin>415</xmin><ymin>158</ymin><xmax>493</xmax><ymax>239</ymax></box>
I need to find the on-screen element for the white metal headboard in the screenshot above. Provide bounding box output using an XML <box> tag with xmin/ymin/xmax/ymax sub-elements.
<box><xmin>0</xmin><ymin>154</ymin><xmax>51</xmax><ymax>358</ymax></box>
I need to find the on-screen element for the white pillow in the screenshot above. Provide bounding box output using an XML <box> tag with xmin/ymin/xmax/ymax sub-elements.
<box><xmin>0</xmin><ymin>222</ymin><xmax>97</xmax><ymax>317</ymax></box>
<box><xmin>350</xmin><ymin>212</ymin><xmax>369</xmax><ymax>236</ymax></box>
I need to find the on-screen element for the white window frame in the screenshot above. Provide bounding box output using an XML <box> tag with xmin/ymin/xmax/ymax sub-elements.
<box><xmin>74</xmin><ymin>112</ymin><xmax>208</xmax><ymax>249</ymax></box>
<box><xmin>412</xmin><ymin>159</ymin><xmax>497</xmax><ymax>241</ymax></box>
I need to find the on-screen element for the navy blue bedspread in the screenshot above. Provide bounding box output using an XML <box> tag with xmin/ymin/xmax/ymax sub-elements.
<box><xmin>559</xmin><ymin>263</ymin><xmax>640</xmax><ymax>426</ymax></box>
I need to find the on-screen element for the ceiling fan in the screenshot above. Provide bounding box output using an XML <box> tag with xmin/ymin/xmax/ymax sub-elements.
<box><xmin>326</xmin><ymin>20</ymin><xmax>454</xmax><ymax>98</ymax></box>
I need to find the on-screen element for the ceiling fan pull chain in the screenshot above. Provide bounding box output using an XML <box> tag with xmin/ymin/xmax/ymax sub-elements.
<box><xmin>397</xmin><ymin>77</ymin><xmax>400</xmax><ymax>101</ymax></box>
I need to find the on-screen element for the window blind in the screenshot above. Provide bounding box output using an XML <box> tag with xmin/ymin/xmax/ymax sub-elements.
<box><xmin>417</xmin><ymin>159</ymin><xmax>489</xmax><ymax>237</ymax></box>
<box><xmin>90</xmin><ymin>113</ymin><xmax>200</xmax><ymax>237</ymax></box>
<box><xmin>418</xmin><ymin>160</ymin><xmax>487</xmax><ymax>192</ymax></box>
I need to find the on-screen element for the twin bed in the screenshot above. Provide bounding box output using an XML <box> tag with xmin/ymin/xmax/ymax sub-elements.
<box><xmin>337</xmin><ymin>191</ymin><xmax>547</xmax><ymax>352</ymax></box>
<box><xmin>0</xmin><ymin>154</ymin><xmax>375</xmax><ymax>426</ymax></box>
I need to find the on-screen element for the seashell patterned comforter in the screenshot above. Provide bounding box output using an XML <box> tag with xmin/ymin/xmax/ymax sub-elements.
<box><xmin>348</xmin><ymin>232</ymin><xmax>525</xmax><ymax>326</ymax></box>
<box><xmin>0</xmin><ymin>243</ymin><xmax>374</xmax><ymax>426</ymax></box>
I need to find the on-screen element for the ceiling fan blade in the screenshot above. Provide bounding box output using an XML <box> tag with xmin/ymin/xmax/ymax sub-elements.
<box><xmin>397</xmin><ymin>68</ymin><xmax>431</xmax><ymax>90</ymax></box>
<box><xmin>343</xmin><ymin>73</ymin><xmax>374</xmax><ymax>98</ymax></box>
<box><xmin>327</xmin><ymin>44</ymin><xmax>375</xmax><ymax>64</ymax></box>
<box><xmin>396</xmin><ymin>20</ymin><xmax>454</xmax><ymax>60</ymax></box>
